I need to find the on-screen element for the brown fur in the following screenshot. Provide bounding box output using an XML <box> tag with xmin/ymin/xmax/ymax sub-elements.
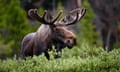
<box><xmin>21</xmin><ymin>8</ymin><xmax>86</xmax><ymax>59</ymax></box>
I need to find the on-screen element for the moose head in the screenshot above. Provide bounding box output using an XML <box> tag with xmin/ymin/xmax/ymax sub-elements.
<box><xmin>21</xmin><ymin>8</ymin><xmax>86</xmax><ymax>60</ymax></box>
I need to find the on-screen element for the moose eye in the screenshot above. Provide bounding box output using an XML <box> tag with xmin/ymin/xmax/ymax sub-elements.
<box><xmin>54</xmin><ymin>28</ymin><xmax>59</xmax><ymax>32</ymax></box>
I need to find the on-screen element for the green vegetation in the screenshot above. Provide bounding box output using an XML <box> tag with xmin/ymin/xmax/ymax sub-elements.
<box><xmin>0</xmin><ymin>0</ymin><xmax>120</xmax><ymax>72</ymax></box>
<box><xmin>0</xmin><ymin>43</ymin><xmax>120</xmax><ymax>72</ymax></box>
<box><xmin>0</xmin><ymin>0</ymin><xmax>39</xmax><ymax>57</ymax></box>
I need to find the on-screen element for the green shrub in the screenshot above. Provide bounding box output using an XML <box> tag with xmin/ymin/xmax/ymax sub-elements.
<box><xmin>0</xmin><ymin>0</ymin><xmax>39</xmax><ymax>57</ymax></box>
<box><xmin>0</xmin><ymin>43</ymin><xmax>120</xmax><ymax>72</ymax></box>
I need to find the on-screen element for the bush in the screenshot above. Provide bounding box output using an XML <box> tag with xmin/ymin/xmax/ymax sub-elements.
<box><xmin>0</xmin><ymin>0</ymin><xmax>39</xmax><ymax>57</ymax></box>
<box><xmin>0</xmin><ymin>43</ymin><xmax>120</xmax><ymax>72</ymax></box>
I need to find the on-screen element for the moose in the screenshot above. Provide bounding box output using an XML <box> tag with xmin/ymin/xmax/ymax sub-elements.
<box><xmin>21</xmin><ymin>8</ymin><xmax>86</xmax><ymax>60</ymax></box>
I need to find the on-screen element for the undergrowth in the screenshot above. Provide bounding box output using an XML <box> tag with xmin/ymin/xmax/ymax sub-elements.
<box><xmin>0</xmin><ymin>43</ymin><xmax>120</xmax><ymax>72</ymax></box>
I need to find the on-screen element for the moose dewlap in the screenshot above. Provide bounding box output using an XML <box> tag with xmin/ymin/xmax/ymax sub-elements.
<box><xmin>21</xmin><ymin>8</ymin><xmax>86</xmax><ymax>60</ymax></box>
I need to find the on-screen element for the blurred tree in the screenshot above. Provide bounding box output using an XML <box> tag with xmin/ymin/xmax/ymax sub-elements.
<box><xmin>0</xmin><ymin>0</ymin><xmax>38</xmax><ymax>59</ymax></box>
<box><xmin>88</xmin><ymin>0</ymin><xmax>120</xmax><ymax>51</ymax></box>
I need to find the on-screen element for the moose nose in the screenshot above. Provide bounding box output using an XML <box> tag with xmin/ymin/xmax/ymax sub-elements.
<box><xmin>65</xmin><ymin>39</ymin><xmax>73</xmax><ymax>48</ymax></box>
<box><xmin>66</xmin><ymin>39</ymin><xmax>76</xmax><ymax>45</ymax></box>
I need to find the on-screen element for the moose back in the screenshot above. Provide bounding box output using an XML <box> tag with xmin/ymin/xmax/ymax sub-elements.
<box><xmin>21</xmin><ymin>8</ymin><xmax>86</xmax><ymax>60</ymax></box>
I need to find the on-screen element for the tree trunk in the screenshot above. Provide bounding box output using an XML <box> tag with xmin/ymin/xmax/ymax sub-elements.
<box><xmin>88</xmin><ymin>0</ymin><xmax>120</xmax><ymax>51</ymax></box>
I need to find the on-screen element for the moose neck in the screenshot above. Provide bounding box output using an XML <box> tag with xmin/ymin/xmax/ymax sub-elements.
<box><xmin>36</xmin><ymin>24</ymin><xmax>52</xmax><ymax>43</ymax></box>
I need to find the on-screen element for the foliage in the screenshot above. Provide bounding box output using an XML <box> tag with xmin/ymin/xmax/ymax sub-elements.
<box><xmin>0</xmin><ymin>0</ymin><xmax>39</xmax><ymax>57</ymax></box>
<box><xmin>0</xmin><ymin>43</ymin><xmax>120</xmax><ymax>72</ymax></box>
<box><xmin>78</xmin><ymin>1</ymin><xmax>101</xmax><ymax>46</ymax></box>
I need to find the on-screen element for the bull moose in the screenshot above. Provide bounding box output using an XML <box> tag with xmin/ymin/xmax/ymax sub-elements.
<box><xmin>21</xmin><ymin>8</ymin><xmax>86</xmax><ymax>60</ymax></box>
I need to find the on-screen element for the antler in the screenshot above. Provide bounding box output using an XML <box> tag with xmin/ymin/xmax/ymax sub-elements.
<box><xmin>57</xmin><ymin>8</ymin><xmax>86</xmax><ymax>26</ymax></box>
<box><xmin>28</xmin><ymin>9</ymin><xmax>62</xmax><ymax>25</ymax></box>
